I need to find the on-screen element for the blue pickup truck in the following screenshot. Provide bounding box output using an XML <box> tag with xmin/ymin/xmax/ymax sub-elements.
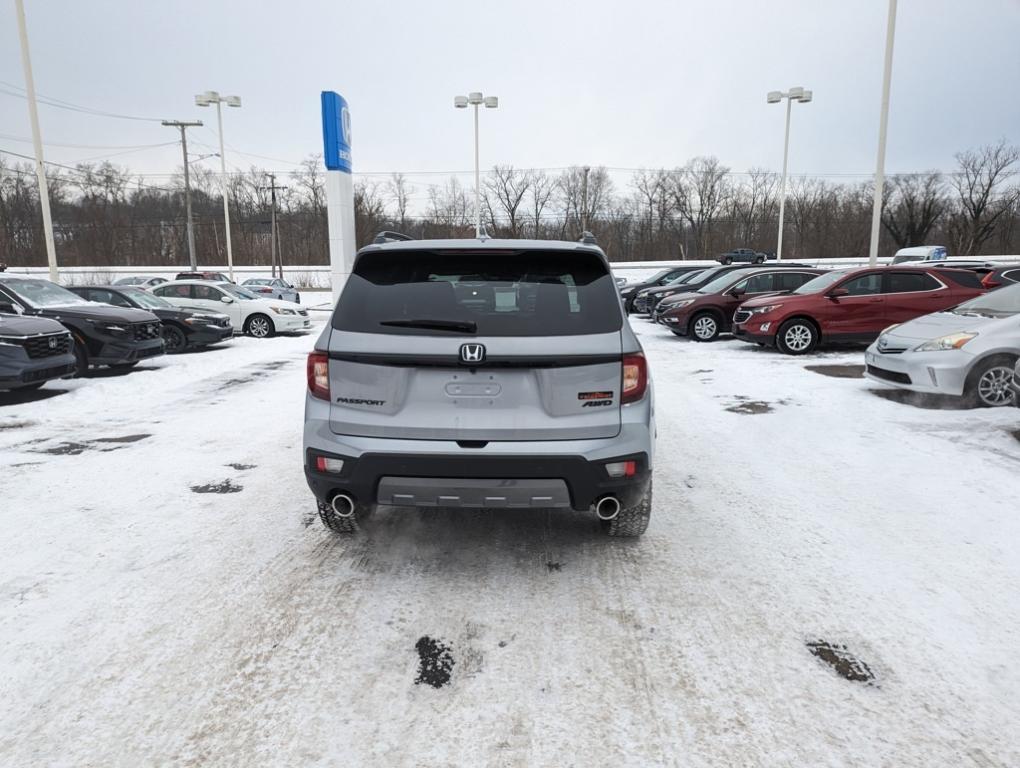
<box><xmin>718</xmin><ymin>248</ymin><xmax>772</xmax><ymax>265</ymax></box>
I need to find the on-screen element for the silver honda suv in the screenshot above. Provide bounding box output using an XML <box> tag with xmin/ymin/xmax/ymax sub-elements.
<box><xmin>303</xmin><ymin>235</ymin><xmax>655</xmax><ymax>536</ymax></box>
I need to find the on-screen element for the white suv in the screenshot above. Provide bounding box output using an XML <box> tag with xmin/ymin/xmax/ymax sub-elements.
<box><xmin>153</xmin><ymin>280</ymin><xmax>310</xmax><ymax>337</ymax></box>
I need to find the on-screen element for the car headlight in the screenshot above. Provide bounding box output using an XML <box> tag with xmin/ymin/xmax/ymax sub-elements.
<box><xmin>747</xmin><ymin>304</ymin><xmax>783</xmax><ymax>315</ymax></box>
<box><xmin>96</xmin><ymin>322</ymin><xmax>130</xmax><ymax>336</ymax></box>
<box><xmin>664</xmin><ymin>299</ymin><xmax>695</xmax><ymax>309</ymax></box>
<box><xmin>914</xmin><ymin>332</ymin><xmax>977</xmax><ymax>352</ymax></box>
<box><xmin>270</xmin><ymin>307</ymin><xmax>296</xmax><ymax>315</ymax></box>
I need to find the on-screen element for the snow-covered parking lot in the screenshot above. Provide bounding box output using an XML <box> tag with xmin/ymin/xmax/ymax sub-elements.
<box><xmin>2</xmin><ymin>312</ymin><xmax>1019</xmax><ymax>767</ymax></box>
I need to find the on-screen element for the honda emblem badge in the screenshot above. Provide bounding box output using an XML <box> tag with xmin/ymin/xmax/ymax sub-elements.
<box><xmin>460</xmin><ymin>343</ymin><xmax>485</xmax><ymax>364</ymax></box>
<box><xmin>48</xmin><ymin>336</ymin><xmax>58</xmax><ymax>349</ymax></box>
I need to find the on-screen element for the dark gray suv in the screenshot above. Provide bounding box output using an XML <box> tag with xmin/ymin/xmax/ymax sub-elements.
<box><xmin>304</xmin><ymin>236</ymin><xmax>655</xmax><ymax>537</ymax></box>
<box><xmin>0</xmin><ymin>311</ymin><xmax>75</xmax><ymax>392</ymax></box>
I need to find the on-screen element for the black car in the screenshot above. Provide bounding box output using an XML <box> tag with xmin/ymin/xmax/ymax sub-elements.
<box><xmin>619</xmin><ymin>265</ymin><xmax>706</xmax><ymax>313</ymax></box>
<box><xmin>640</xmin><ymin>262</ymin><xmax>815</xmax><ymax>317</ymax></box>
<box><xmin>68</xmin><ymin>285</ymin><xmax>233</xmax><ymax>353</ymax></box>
<box><xmin>0</xmin><ymin>311</ymin><xmax>76</xmax><ymax>392</ymax></box>
<box><xmin>719</xmin><ymin>248</ymin><xmax>772</xmax><ymax>264</ymax></box>
<box><xmin>0</xmin><ymin>276</ymin><xmax>164</xmax><ymax>376</ymax></box>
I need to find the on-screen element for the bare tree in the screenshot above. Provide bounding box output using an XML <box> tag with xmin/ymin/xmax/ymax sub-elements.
<box><xmin>666</xmin><ymin>157</ymin><xmax>731</xmax><ymax>259</ymax></box>
<box><xmin>484</xmin><ymin>165</ymin><xmax>531</xmax><ymax>237</ymax></box>
<box><xmin>557</xmin><ymin>166</ymin><xmax>612</xmax><ymax>238</ymax></box>
<box><xmin>881</xmin><ymin>172</ymin><xmax>946</xmax><ymax>247</ymax></box>
<box><xmin>527</xmin><ymin>171</ymin><xmax>555</xmax><ymax>238</ymax></box>
<box><xmin>947</xmin><ymin>141</ymin><xmax>1020</xmax><ymax>254</ymax></box>
<box><xmin>387</xmin><ymin>172</ymin><xmax>413</xmax><ymax>229</ymax></box>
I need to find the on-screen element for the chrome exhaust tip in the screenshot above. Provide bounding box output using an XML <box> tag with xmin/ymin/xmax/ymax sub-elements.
<box><xmin>595</xmin><ymin>495</ymin><xmax>621</xmax><ymax>521</ymax></box>
<box><xmin>331</xmin><ymin>493</ymin><xmax>356</xmax><ymax>518</ymax></box>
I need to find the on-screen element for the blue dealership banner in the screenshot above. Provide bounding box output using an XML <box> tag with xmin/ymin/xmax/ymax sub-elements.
<box><xmin>321</xmin><ymin>91</ymin><xmax>352</xmax><ymax>173</ymax></box>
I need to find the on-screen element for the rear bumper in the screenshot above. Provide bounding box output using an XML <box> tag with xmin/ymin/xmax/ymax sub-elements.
<box><xmin>304</xmin><ymin>448</ymin><xmax>651</xmax><ymax>512</ymax></box>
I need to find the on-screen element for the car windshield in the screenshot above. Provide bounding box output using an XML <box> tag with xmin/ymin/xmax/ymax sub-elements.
<box><xmin>244</xmin><ymin>279</ymin><xmax>271</xmax><ymax>286</ymax></box>
<box><xmin>948</xmin><ymin>282</ymin><xmax>1020</xmax><ymax>317</ymax></box>
<box><xmin>792</xmin><ymin>270</ymin><xmax>853</xmax><ymax>295</ymax></box>
<box><xmin>673</xmin><ymin>269</ymin><xmax>706</xmax><ymax>285</ymax></box>
<box><xmin>697</xmin><ymin>269</ymin><xmax>756</xmax><ymax>294</ymax></box>
<box><xmin>1</xmin><ymin>278</ymin><xmax>91</xmax><ymax>308</ymax></box>
<box><xmin>333</xmin><ymin>249</ymin><xmax>621</xmax><ymax>337</ymax></box>
<box><xmin>219</xmin><ymin>284</ymin><xmax>259</xmax><ymax>300</ymax></box>
<box><xmin>123</xmin><ymin>289</ymin><xmax>173</xmax><ymax>309</ymax></box>
<box><xmin>113</xmin><ymin>276</ymin><xmax>146</xmax><ymax>286</ymax></box>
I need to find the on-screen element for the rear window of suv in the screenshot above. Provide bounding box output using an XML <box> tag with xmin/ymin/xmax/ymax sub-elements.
<box><xmin>332</xmin><ymin>249</ymin><xmax>622</xmax><ymax>336</ymax></box>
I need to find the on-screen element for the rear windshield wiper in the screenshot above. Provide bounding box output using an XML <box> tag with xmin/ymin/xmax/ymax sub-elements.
<box><xmin>379</xmin><ymin>318</ymin><xmax>477</xmax><ymax>333</ymax></box>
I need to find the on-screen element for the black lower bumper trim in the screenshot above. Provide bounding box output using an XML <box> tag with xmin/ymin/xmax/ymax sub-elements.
<box><xmin>304</xmin><ymin>449</ymin><xmax>651</xmax><ymax>512</ymax></box>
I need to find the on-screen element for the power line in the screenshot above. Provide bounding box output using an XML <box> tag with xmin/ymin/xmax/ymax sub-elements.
<box><xmin>0</xmin><ymin>79</ymin><xmax>167</xmax><ymax>122</ymax></box>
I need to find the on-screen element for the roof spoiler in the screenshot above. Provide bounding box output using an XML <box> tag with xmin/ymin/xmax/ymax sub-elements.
<box><xmin>372</xmin><ymin>230</ymin><xmax>415</xmax><ymax>244</ymax></box>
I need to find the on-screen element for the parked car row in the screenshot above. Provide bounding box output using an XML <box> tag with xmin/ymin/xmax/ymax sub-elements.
<box><xmin>0</xmin><ymin>275</ymin><xmax>312</xmax><ymax>394</ymax></box>
<box><xmin>114</xmin><ymin>273</ymin><xmax>304</xmax><ymax>302</ymax></box>
<box><xmin>630</xmin><ymin>261</ymin><xmax>1020</xmax><ymax>408</ymax></box>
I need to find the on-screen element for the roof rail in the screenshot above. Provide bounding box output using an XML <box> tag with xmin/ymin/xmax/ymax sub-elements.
<box><xmin>579</xmin><ymin>230</ymin><xmax>598</xmax><ymax>245</ymax></box>
<box><xmin>372</xmin><ymin>230</ymin><xmax>415</xmax><ymax>244</ymax></box>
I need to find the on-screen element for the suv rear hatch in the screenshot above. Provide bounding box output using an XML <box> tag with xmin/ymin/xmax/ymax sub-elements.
<box><xmin>327</xmin><ymin>247</ymin><xmax>625</xmax><ymax>441</ymax></box>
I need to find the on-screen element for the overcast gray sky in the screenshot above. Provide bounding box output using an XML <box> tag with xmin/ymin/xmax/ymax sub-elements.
<box><xmin>2</xmin><ymin>0</ymin><xmax>1019</xmax><ymax>191</ymax></box>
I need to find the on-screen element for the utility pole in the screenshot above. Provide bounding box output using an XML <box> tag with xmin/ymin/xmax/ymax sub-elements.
<box><xmin>259</xmin><ymin>174</ymin><xmax>287</xmax><ymax>278</ymax></box>
<box><xmin>15</xmin><ymin>0</ymin><xmax>58</xmax><ymax>282</ymax></box>
<box><xmin>580</xmin><ymin>166</ymin><xmax>591</xmax><ymax>235</ymax></box>
<box><xmin>162</xmin><ymin>120</ymin><xmax>203</xmax><ymax>270</ymax></box>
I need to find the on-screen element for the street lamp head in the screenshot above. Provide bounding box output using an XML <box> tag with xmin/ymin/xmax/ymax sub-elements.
<box><xmin>195</xmin><ymin>95</ymin><xmax>212</xmax><ymax>107</ymax></box>
<box><xmin>787</xmin><ymin>86</ymin><xmax>805</xmax><ymax>99</ymax></box>
<box><xmin>226</xmin><ymin>95</ymin><xmax>242</xmax><ymax>108</ymax></box>
<box><xmin>454</xmin><ymin>95</ymin><xmax>468</xmax><ymax>108</ymax></box>
<box><xmin>483</xmin><ymin>96</ymin><xmax>498</xmax><ymax>108</ymax></box>
<box><xmin>798</xmin><ymin>90</ymin><xmax>813</xmax><ymax>103</ymax></box>
<box><xmin>766</xmin><ymin>90</ymin><xmax>782</xmax><ymax>104</ymax></box>
<box><xmin>467</xmin><ymin>92</ymin><xmax>483</xmax><ymax>105</ymax></box>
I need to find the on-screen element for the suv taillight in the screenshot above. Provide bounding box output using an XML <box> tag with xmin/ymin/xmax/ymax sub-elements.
<box><xmin>621</xmin><ymin>353</ymin><xmax>648</xmax><ymax>404</ymax></box>
<box><xmin>307</xmin><ymin>352</ymin><xmax>330</xmax><ymax>400</ymax></box>
<box><xmin>981</xmin><ymin>274</ymin><xmax>1001</xmax><ymax>289</ymax></box>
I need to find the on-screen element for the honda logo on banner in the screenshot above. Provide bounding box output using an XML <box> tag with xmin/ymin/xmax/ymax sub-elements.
<box><xmin>460</xmin><ymin>343</ymin><xmax>486</xmax><ymax>364</ymax></box>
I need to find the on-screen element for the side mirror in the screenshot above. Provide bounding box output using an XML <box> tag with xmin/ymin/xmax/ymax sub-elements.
<box><xmin>220</xmin><ymin>296</ymin><xmax>234</xmax><ymax>304</ymax></box>
<box><xmin>827</xmin><ymin>287</ymin><xmax>849</xmax><ymax>299</ymax></box>
<box><xmin>0</xmin><ymin>301</ymin><xmax>19</xmax><ymax>314</ymax></box>
<box><xmin>729</xmin><ymin>287</ymin><xmax>745</xmax><ymax>298</ymax></box>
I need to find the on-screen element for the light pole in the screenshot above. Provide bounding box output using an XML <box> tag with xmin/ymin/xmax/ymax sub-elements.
<box><xmin>14</xmin><ymin>0</ymin><xmax>58</xmax><ymax>281</ymax></box>
<box><xmin>767</xmin><ymin>86</ymin><xmax>813</xmax><ymax>261</ymax></box>
<box><xmin>196</xmin><ymin>91</ymin><xmax>241</xmax><ymax>279</ymax></box>
<box><xmin>162</xmin><ymin>120</ymin><xmax>203</xmax><ymax>270</ymax></box>
<box><xmin>454</xmin><ymin>92</ymin><xmax>498</xmax><ymax>238</ymax></box>
<box><xmin>867</xmin><ymin>0</ymin><xmax>898</xmax><ymax>266</ymax></box>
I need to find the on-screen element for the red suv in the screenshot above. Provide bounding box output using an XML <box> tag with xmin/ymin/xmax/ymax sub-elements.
<box><xmin>733</xmin><ymin>266</ymin><xmax>985</xmax><ymax>355</ymax></box>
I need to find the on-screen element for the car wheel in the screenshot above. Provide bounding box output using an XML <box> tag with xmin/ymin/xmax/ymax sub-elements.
<box><xmin>776</xmin><ymin>318</ymin><xmax>819</xmax><ymax>355</ymax></box>
<box><xmin>317</xmin><ymin>498</ymin><xmax>373</xmax><ymax>533</ymax></box>
<box><xmin>245</xmin><ymin>313</ymin><xmax>275</xmax><ymax>338</ymax></box>
<box><xmin>162</xmin><ymin>325</ymin><xmax>187</xmax><ymax>353</ymax></box>
<box><xmin>601</xmin><ymin>480</ymin><xmax>652</xmax><ymax>537</ymax></box>
<box><xmin>690</xmin><ymin>312</ymin><xmax>721</xmax><ymax>342</ymax></box>
<box><xmin>72</xmin><ymin>338</ymin><xmax>89</xmax><ymax>377</ymax></box>
<box><xmin>754</xmin><ymin>256</ymin><xmax>765</xmax><ymax>264</ymax></box>
<box><xmin>965</xmin><ymin>356</ymin><xmax>1016</xmax><ymax>408</ymax></box>
<box><xmin>722</xmin><ymin>257</ymin><xmax>732</xmax><ymax>265</ymax></box>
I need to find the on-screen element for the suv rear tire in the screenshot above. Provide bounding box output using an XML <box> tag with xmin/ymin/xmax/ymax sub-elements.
<box><xmin>601</xmin><ymin>480</ymin><xmax>652</xmax><ymax>537</ymax></box>
<box><xmin>776</xmin><ymin>318</ymin><xmax>819</xmax><ymax>355</ymax></box>
<box><xmin>317</xmin><ymin>499</ymin><xmax>373</xmax><ymax>533</ymax></box>
<box><xmin>721</xmin><ymin>256</ymin><xmax>733</xmax><ymax>265</ymax></box>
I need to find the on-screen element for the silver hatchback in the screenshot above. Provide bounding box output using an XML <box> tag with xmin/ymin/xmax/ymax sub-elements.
<box><xmin>865</xmin><ymin>283</ymin><xmax>1020</xmax><ymax>407</ymax></box>
<box><xmin>303</xmin><ymin>236</ymin><xmax>655</xmax><ymax>536</ymax></box>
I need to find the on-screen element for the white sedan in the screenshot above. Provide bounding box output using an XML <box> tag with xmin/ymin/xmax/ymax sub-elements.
<box><xmin>152</xmin><ymin>280</ymin><xmax>311</xmax><ymax>337</ymax></box>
